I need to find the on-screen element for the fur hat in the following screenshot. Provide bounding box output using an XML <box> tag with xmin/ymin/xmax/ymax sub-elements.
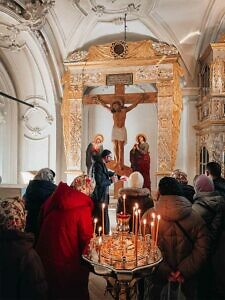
<box><xmin>34</xmin><ymin>168</ymin><xmax>55</xmax><ymax>182</ymax></box>
<box><xmin>194</xmin><ymin>174</ymin><xmax>214</xmax><ymax>193</ymax></box>
<box><xmin>128</xmin><ymin>172</ymin><xmax>144</xmax><ymax>188</ymax></box>
<box><xmin>0</xmin><ymin>197</ymin><xmax>26</xmax><ymax>231</ymax></box>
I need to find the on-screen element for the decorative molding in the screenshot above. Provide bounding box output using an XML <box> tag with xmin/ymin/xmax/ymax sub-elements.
<box><xmin>152</xmin><ymin>42</ymin><xmax>178</xmax><ymax>56</ymax></box>
<box><xmin>21</xmin><ymin>99</ymin><xmax>54</xmax><ymax>138</ymax></box>
<box><xmin>66</xmin><ymin>50</ymin><xmax>88</xmax><ymax>62</ymax></box>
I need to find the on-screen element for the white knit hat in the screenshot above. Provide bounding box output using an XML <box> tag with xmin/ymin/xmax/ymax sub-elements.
<box><xmin>128</xmin><ymin>172</ymin><xmax>144</xmax><ymax>188</ymax></box>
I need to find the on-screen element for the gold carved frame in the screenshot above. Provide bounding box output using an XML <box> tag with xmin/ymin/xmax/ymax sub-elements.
<box><xmin>62</xmin><ymin>40</ymin><xmax>183</xmax><ymax>178</ymax></box>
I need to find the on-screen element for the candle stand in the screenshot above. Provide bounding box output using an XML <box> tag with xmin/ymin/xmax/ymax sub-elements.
<box><xmin>83</xmin><ymin>214</ymin><xmax>162</xmax><ymax>299</ymax></box>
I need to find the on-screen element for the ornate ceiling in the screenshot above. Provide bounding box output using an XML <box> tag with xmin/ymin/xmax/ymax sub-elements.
<box><xmin>0</xmin><ymin>0</ymin><xmax>225</xmax><ymax>102</ymax></box>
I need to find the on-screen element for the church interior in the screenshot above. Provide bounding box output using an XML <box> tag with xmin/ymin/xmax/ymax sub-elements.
<box><xmin>1</xmin><ymin>1</ymin><xmax>225</xmax><ymax>299</ymax></box>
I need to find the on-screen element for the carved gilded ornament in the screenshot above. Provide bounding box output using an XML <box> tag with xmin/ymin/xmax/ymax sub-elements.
<box><xmin>62</xmin><ymin>40</ymin><xmax>182</xmax><ymax>174</ymax></box>
<box><xmin>88</xmin><ymin>40</ymin><xmax>157</xmax><ymax>61</ymax></box>
<box><xmin>210</xmin><ymin>58</ymin><xmax>225</xmax><ymax>94</ymax></box>
<box><xmin>66</xmin><ymin>50</ymin><xmax>88</xmax><ymax>62</ymax></box>
<box><xmin>136</xmin><ymin>65</ymin><xmax>173</xmax><ymax>83</ymax></box>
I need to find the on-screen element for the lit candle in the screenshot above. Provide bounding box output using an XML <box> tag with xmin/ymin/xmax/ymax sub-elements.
<box><xmin>151</xmin><ymin>221</ymin><xmax>154</xmax><ymax>244</ymax></box>
<box><xmin>155</xmin><ymin>215</ymin><xmax>161</xmax><ymax>247</ymax></box>
<box><xmin>123</xmin><ymin>194</ymin><xmax>126</xmax><ymax>215</ymax></box>
<box><xmin>132</xmin><ymin>206</ymin><xmax>135</xmax><ymax>233</ymax></box>
<box><xmin>152</xmin><ymin>212</ymin><xmax>156</xmax><ymax>243</ymax></box>
<box><xmin>138</xmin><ymin>209</ymin><xmax>141</xmax><ymax>235</ymax></box>
<box><xmin>143</xmin><ymin>219</ymin><xmax>147</xmax><ymax>239</ymax></box>
<box><xmin>102</xmin><ymin>203</ymin><xmax>105</xmax><ymax>237</ymax></box>
<box><xmin>93</xmin><ymin>218</ymin><xmax>98</xmax><ymax>238</ymax></box>
<box><xmin>98</xmin><ymin>226</ymin><xmax>102</xmax><ymax>237</ymax></box>
<box><xmin>135</xmin><ymin>210</ymin><xmax>138</xmax><ymax>265</ymax></box>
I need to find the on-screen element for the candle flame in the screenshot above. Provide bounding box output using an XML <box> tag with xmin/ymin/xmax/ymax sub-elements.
<box><xmin>123</xmin><ymin>194</ymin><xmax>126</xmax><ymax>200</ymax></box>
<box><xmin>98</xmin><ymin>226</ymin><xmax>102</xmax><ymax>232</ymax></box>
<box><xmin>157</xmin><ymin>215</ymin><xmax>161</xmax><ymax>220</ymax></box>
<box><xmin>151</xmin><ymin>221</ymin><xmax>154</xmax><ymax>227</ymax></box>
<box><xmin>102</xmin><ymin>203</ymin><xmax>105</xmax><ymax>208</ymax></box>
<box><xmin>143</xmin><ymin>219</ymin><xmax>147</xmax><ymax>225</ymax></box>
<box><xmin>135</xmin><ymin>211</ymin><xmax>138</xmax><ymax>216</ymax></box>
<box><xmin>94</xmin><ymin>218</ymin><xmax>98</xmax><ymax>223</ymax></box>
<box><xmin>135</xmin><ymin>203</ymin><xmax>139</xmax><ymax>209</ymax></box>
<box><xmin>152</xmin><ymin>212</ymin><xmax>155</xmax><ymax>219</ymax></box>
<box><xmin>138</xmin><ymin>209</ymin><xmax>141</xmax><ymax>214</ymax></box>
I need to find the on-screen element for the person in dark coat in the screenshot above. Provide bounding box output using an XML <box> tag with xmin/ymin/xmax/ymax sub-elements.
<box><xmin>91</xmin><ymin>149</ymin><xmax>116</xmax><ymax>234</ymax></box>
<box><xmin>23</xmin><ymin>168</ymin><xmax>56</xmax><ymax>242</ymax></box>
<box><xmin>192</xmin><ymin>174</ymin><xmax>225</xmax><ymax>300</ymax></box>
<box><xmin>171</xmin><ymin>169</ymin><xmax>195</xmax><ymax>203</ymax></box>
<box><xmin>117</xmin><ymin>171</ymin><xmax>153</xmax><ymax>231</ymax></box>
<box><xmin>206</xmin><ymin>161</ymin><xmax>225</xmax><ymax>199</ymax></box>
<box><xmin>36</xmin><ymin>175</ymin><xmax>94</xmax><ymax>300</ymax></box>
<box><xmin>0</xmin><ymin>197</ymin><xmax>47</xmax><ymax>300</ymax></box>
<box><xmin>142</xmin><ymin>177</ymin><xmax>209</xmax><ymax>300</ymax></box>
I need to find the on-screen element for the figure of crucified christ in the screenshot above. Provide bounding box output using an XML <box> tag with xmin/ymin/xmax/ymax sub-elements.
<box><xmin>95</xmin><ymin>96</ymin><xmax>142</xmax><ymax>170</ymax></box>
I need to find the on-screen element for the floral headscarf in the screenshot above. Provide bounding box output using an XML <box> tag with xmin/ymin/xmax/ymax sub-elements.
<box><xmin>70</xmin><ymin>174</ymin><xmax>95</xmax><ymax>195</ymax></box>
<box><xmin>0</xmin><ymin>197</ymin><xmax>26</xmax><ymax>231</ymax></box>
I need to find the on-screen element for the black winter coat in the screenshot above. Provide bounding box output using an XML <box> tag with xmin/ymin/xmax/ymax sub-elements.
<box><xmin>192</xmin><ymin>191</ymin><xmax>225</xmax><ymax>249</ymax></box>
<box><xmin>24</xmin><ymin>180</ymin><xmax>56</xmax><ymax>240</ymax></box>
<box><xmin>213</xmin><ymin>177</ymin><xmax>225</xmax><ymax>199</ymax></box>
<box><xmin>0</xmin><ymin>230</ymin><xmax>47</xmax><ymax>300</ymax></box>
<box><xmin>91</xmin><ymin>159</ymin><xmax>114</xmax><ymax>204</ymax></box>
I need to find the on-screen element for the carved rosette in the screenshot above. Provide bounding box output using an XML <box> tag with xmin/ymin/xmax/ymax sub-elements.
<box><xmin>21</xmin><ymin>99</ymin><xmax>54</xmax><ymax>138</ymax></box>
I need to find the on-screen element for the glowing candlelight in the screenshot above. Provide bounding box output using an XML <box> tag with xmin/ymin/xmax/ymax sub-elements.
<box><xmin>102</xmin><ymin>203</ymin><xmax>105</xmax><ymax>236</ymax></box>
<box><xmin>93</xmin><ymin>218</ymin><xmax>98</xmax><ymax>237</ymax></box>
<box><xmin>143</xmin><ymin>219</ymin><xmax>147</xmax><ymax>239</ymax></box>
<box><xmin>138</xmin><ymin>209</ymin><xmax>141</xmax><ymax>235</ymax></box>
<box><xmin>152</xmin><ymin>212</ymin><xmax>156</xmax><ymax>244</ymax></box>
<box><xmin>155</xmin><ymin>215</ymin><xmax>161</xmax><ymax>247</ymax></box>
<box><xmin>135</xmin><ymin>210</ymin><xmax>138</xmax><ymax>265</ymax></box>
<box><xmin>151</xmin><ymin>221</ymin><xmax>154</xmax><ymax>243</ymax></box>
<box><xmin>98</xmin><ymin>226</ymin><xmax>102</xmax><ymax>237</ymax></box>
<box><xmin>122</xmin><ymin>194</ymin><xmax>126</xmax><ymax>215</ymax></box>
<box><xmin>135</xmin><ymin>203</ymin><xmax>139</xmax><ymax>209</ymax></box>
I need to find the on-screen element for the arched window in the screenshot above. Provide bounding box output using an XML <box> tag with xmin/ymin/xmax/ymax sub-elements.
<box><xmin>200</xmin><ymin>146</ymin><xmax>209</xmax><ymax>174</ymax></box>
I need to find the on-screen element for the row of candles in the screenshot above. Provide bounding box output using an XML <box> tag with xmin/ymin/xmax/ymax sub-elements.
<box><xmin>93</xmin><ymin>195</ymin><xmax>161</xmax><ymax>248</ymax></box>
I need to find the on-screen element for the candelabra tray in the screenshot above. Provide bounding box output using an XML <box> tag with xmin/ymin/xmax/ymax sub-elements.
<box><xmin>83</xmin><ymin>233</ymin><xmax>162</xmax><ymax>280</ymax></box>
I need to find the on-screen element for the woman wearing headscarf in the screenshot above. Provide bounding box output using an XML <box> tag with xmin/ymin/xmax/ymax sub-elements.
<box><xmin>117</xmin><ymin>171</ymin><xmax>153</xmax><ymax>230</ymax></box>
<box><xmin>23</xmin><ymin>168</ymin><xmax>57</xmax><ymax>242</ymax></box>
<box><xmin>0</xmin><ymin>197</ymin><xmax>47</xmax><ymax>299</ymax></box>
<box><xmin>36</xmin><ymin>175</ymin><xmax>94</xmax><ymax>300</ymax></box>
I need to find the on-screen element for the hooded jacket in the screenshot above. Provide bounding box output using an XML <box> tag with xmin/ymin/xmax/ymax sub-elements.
<box><xmin>193</xmin><ymin>191</ymin><xmax>225</xmax><ymax>247</ymax></box>
<box><xmin>143</xmin><ymin>194</ymin><xmax>209</xmax><ymax>294</ymax></box>
<box><xmin>24</xmin><ymin>179</ymin><xmax>56</xmax><ymax>239</ymax></box>
<box><xmin>0</xmin><ymin>230</ymin><xmax>47</xmax><ymax>300</ymax></box>
<box><xmin>36</xmin><ymin>182</ymin><xmax>93</xmax><ymax>300</ymax></box>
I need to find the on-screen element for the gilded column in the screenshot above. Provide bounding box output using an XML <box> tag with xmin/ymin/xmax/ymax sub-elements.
<box><xmin>61</xmin><ymin>70</ymin><xmax>83</xmax><ymax>171</ymax></box>
<box><xmin>156</xmin><ymin>80</ymin><xmax>174</xmax><ymax>178</ymax></box>
<box><xmin>156</xmin><ymin>65</ymin><xmax>183</xmax><ymax>179</ymax></box>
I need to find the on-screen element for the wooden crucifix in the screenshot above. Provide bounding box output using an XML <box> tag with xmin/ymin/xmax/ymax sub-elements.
<box><xmin>83</xmin><ymin>83</ymin><xmax>157</xmax><ymax>171</ymax></box>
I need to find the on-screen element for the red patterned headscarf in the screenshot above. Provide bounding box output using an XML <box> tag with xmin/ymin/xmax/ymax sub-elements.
<box><xmin>0</xmin><ymin>197</ymin><xmax>26</xmax><ymax>231</ymax></box>
<box><xmin>70</xmin><ymin>174</ymin><xmax>95</xmax><ymax>195</ymax></box>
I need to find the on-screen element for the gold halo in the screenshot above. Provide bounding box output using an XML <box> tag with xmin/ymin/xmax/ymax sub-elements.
<box><xmin>93</xmin><ymin>133</ymin><xmax>104</xmax><ymax>143</ymax></box>
<box><xmin>136</xmin><ymin>133</ymin><xmax>147</xmax><ymax>143</ymax></box>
